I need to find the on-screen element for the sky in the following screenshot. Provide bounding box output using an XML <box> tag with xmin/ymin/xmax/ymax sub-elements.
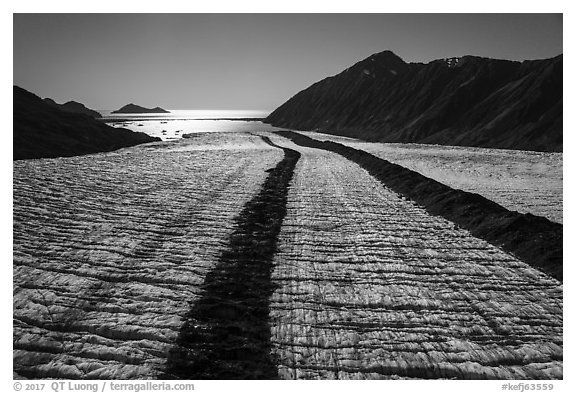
<box><xmin>13</xmin><ymin>13</ymin><xmax>563</xmax><ymax>111</ymax></box>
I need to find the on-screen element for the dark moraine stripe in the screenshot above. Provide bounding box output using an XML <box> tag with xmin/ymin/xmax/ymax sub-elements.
<box><xmin>276</xmin><ymin>130</ymin><xmax>562</xmax><ymax>282</ymax></box>
<box><xmin>164</xmin><ymin>136</ymin><xmax>300</xmax><ymax>379</ymax></box>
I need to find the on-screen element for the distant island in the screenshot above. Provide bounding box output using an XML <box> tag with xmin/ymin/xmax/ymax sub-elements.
<box><xmin>265</xmin><ymin>50</ymin><xmax>562</xmax><ymax>152</ymax></box>
<box><xmin>112</xmin><ymin>103</ymin><xmax>170</xmax><ymax>114</ymax></box>
<box><xmin>44</xmin><ymin>97</ymin><xmax>102</xmax><ymax>118</ymax></box>
<box><xmin>14</xmin><ymin>86</ymin><xmax>160</xmax><ymax>160</ymax></box>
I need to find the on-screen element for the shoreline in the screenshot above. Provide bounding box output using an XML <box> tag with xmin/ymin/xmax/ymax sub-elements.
<box><xmin>100</xmin><ymin>117</ymin><xmax>265</xmax><ymax>123</ymax></box>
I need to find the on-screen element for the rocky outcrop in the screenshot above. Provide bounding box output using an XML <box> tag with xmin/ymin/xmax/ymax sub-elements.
<box><xmin>44</xmin><ymin>98</ymin><xmax>102</xmax><ymax>118</ymax></box>
<box><xmin>112</xmin><ymin>104</ymin><xmax>170</xmax><ymax>114</ymax></box>
<box><xmin>14</xmin><ymin>86</ymin><xmax>160</xmax><ymax>160</ymax></box>
<box><xmin>265</xmin><ymin>51</ymin><xmax>562</xmax><ymax>152</ymax></box>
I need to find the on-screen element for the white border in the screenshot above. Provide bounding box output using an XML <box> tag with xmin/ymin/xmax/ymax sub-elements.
<box><xmin>3</xmin><ymin>3</ymin><xmax>572</xmax><ymax>391</ymax></box>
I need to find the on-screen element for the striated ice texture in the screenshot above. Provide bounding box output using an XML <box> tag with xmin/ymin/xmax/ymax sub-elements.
<box><xmin>13</xmin><ymin>133</ymin><xmax>282</xmax><ymax>379</ymax></box>
<box><xmin>303</xmin><ymin>131</ymin><xmax>563</xmax><ymax>224</ymax></box>
<box><xmin>267</xmin><ymin>135</ymin><xmax>562</xmax><ymax>380</ymax></box>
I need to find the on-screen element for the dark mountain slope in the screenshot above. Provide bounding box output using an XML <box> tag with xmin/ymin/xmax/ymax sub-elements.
<box><xmin>265</xmin><ymin>51</ymin><xmax>562</xmax><ymax>152</ymax></box>
<box><xmin>44</xmin><ymin>98</ymin><xmax>102</xmax><ymax>118</ymax></box>
<box><xmin>14</xmin><ymin>86</ymin><xmax>160</xmax><ymax>160</ymax></box>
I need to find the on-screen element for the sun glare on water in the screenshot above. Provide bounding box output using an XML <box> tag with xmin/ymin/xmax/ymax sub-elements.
<box><xmin>101</xmin><ymin>109</ymin><xmax>277</xmax><ymax>140</ymax></box>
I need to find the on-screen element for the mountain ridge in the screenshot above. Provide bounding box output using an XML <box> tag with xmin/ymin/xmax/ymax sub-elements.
<box><xmin>14</xmin><ymin>86</ymin><xmax>160</xmax><ymax>160</ymax></box>
<box><xmin>44</xmin><ymin>97</ymin><xmax>102</xmax><ymax>118</ymax></box>
<box><xmin>265</xmin><ymin>51</ymin><xmax>562</xmax><ymax>152</ymax></box>
<box><xmin>112</xmin><ymin>103</ymin><xmax>170</xmax><ymax>114</ymax></box>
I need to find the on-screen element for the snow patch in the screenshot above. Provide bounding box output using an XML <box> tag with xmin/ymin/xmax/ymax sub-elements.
<box><xmin>444</xmin><ymin>57</ymin><xmax>460</xmax><ymax>68</ymax></box>
<box><xmin>362</xmin><ymin>69</ymin><xmax>376</xmax><ymax>78</ymax></box>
